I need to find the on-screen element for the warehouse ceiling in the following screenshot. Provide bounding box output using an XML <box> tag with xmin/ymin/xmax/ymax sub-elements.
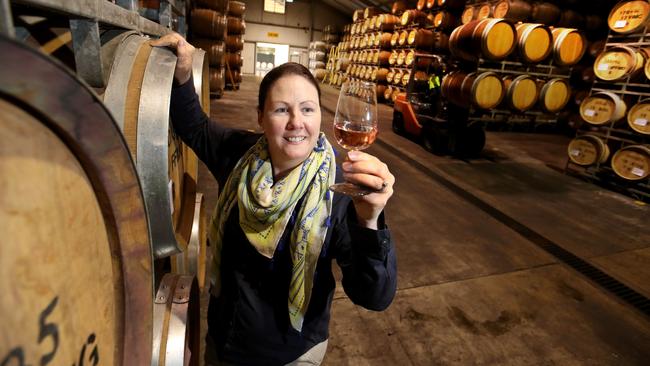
<box><xmin>320</xmin><ymin>0</ymin><xmax>393</xmax><ymax>16</ymax></box>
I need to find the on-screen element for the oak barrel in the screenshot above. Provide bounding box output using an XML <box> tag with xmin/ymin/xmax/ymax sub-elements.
<box><xmin>227</xmin><ymin>16</ymin><xmax>246</xmax><ymax>35</ymax></box>
<box><xmin>627</xmin><ymin>99</ymin><xmax>650</xmax><ymax>134</ymax></box>
<box><xmin>152</xmin><ymin>274</ymin><xmax>200</xmax><ymax>366</ymax></box>
<box><xmin>567</xmin><ymin>135</ymin><xmax>610</xmax><ymax>166</ymax></box>
<box><xmin>530</xmin><ymin>2</ymin><xmax>561</xmax><ymax>25</ymax></box>
<box><xmin>462</xmin><ymin>7</ymin><xmax>475</xmax><ymax>24</ymax></box>
<box><xmin>1</xmin><ymin>35</ymin><xmax>152</xmax><ymax>366</ymax></box>
<box><xmin>401</xmin><ymin>9</ymin><xmax>427</xmax><ymax>26</ymax></box>
<box><xmin>449</xmin><ymin>18</ymin><xmax>516</xmax><ymax>62</ymax></box>
<box><xmin>493</xmin><ymin>0</ymin><xmax>532</xmax><ymax>22</ymax></box>
<box><xmin>503</xmin><ymin>74</ymin><xmax>539</xmax><ymax>112</ymax></box>
<box><xmin>392</xmin><ymin>1</ymin><xmax>407</xmax><ymax>15</ymax></box>
<box><xmin>594</xmin><ymin>46</ymin><xmax>650</xmax><ymax>81</ymax></box>
<box><xmin>608</xmin><ymin>0</ymin><xmax>650</xmax><ymax>34</ymax></box>
<box><xmin>551</xmin><ymin>28</ymin><xmax>586</xmax><ymax>66</ymax></box>
<box><xmin>227</xmin><ymin>1</ymin><xmax>246</xmax><ymax>17</ymax></box>
<box><xmin>226</xmin><ymin>52</ymin><xmax>242</xmax><ymax>70</ymax></box>
<box><xmin>611</xmin><ymin>145</ymin><xmax>650</xmax><ymax>180</ymax></box>
<box><xmin>580</xmin><ymin>91</ymin><xmax>627</xmax><ymax>125</ymax></box>
<box><xmin>192</xmin><ymin>38</ymin><xmax>225</xmax><ymax>67</ymax></box>
<box><xmin>516</xmin><ymin>23</ymin><xmax>552</xmax><ymax>63</ymax></box>
<box><xmin>225</xmin><ymin>35</ymin><xmax>244</xmax><ymax>52</ymax></box>
<box><xmin>476</xmin><ymin>4</ymin><xmax>492</xmax><ymax>20</ymax></box>
<box><xmin>195</xmin><ymin>0</ymin><xmax>229</xmax><ymax>12</ymax></box>
<box><xmin>442</xmin><ymin>71</ymin><xmax>505</xmax><ymax>109</ymax></box>
<box><xmin>384</xmin><ymin>85</ymin><xmax>395</xmax><ymax>100</ymax></box>
<box><xmin>417</xmin><ymin>0</ymin><xmax>427</xmax><ymax>10</ymax></box>
<box><xmin>377</xmin><ymin>14</ymin><xmax>400</xmax><ymax>31</ymax></box>
<box><xmin>433</xmin><ymin>11</ymin><xmax>459</xmax><ymax>32</ymax></box>
<box><xmin>170</xmin><ymin>194</ymin><xmax>209</xmax><ymax>291</ymax></box>
<box><xmin>191</xmin><ymin>9</ymin><xmax>227</xmax><ymax>40</ymax></box>
<box><xmin>539</xmin><ymin>78</ymin><xmax>571</xmax><ymax>113</ymax></box>
<box><xmin>209</xmin><ymin>67</ymin><xmax>226</xmax><ymax>92</ymax></box>
<box><xmin>103</xmin><ymin>32</ymin><xmax>200</xmax><ymax>258</ymax></box>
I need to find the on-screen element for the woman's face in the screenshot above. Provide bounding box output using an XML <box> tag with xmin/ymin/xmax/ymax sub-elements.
<box><xmin>258</xmin><ymin>74</ymin><xmax>321</xmax><ymax>176</ymax></box>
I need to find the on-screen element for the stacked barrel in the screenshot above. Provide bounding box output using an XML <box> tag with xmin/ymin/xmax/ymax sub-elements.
<box><xmin>191</xmin><ymin>0</ymin><xmax>228</xmax><ymax>97</ymax></box>
<box><xmin>568</xmin><ymin>0</ymin><xmax>650</xmax><ymax>192</ymax></box>
<box><xmin>225</xmin><ymin>1</ymin><xmax>245</xmax><ymax>90</ymax></box>
<box><xmin>309</xmin><ymin>41</ymin><xmax>328</xmax><ymax>81</ymax></box>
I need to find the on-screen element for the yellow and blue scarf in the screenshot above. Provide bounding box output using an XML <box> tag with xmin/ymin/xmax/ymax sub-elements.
<box><xmin>208</xmin><ymin>132</ymin><xmax>336</xmax><ymax>331</ymax></box>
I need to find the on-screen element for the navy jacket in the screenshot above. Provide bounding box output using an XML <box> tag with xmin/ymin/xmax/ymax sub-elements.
<box><xmin>170</xmin><ymin>79</ymin><xmax>397</xmax><ymax>365</ymax></box>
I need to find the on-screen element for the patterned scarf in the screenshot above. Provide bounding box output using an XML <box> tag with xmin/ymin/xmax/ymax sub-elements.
<box><xmin>208</xmin><ymin>133</ymin><xmax>336</xmax><ymax>331</ymax></box>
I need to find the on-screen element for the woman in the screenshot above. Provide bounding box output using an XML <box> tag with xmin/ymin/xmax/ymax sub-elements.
<box><xmin>152</xmin><ymin>34</ymin><xmax>397</xmax><ymax>365</ymax></box>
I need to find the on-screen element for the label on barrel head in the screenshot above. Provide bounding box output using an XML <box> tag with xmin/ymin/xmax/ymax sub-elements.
<box><xmin>597</xmin><ymin>63</ymin><xmax>610</xmax><ymax>71</ymax></box>
<box><xmin>632</xmin><ymin>167</ymin><xmax>645</xmax><ymax>176</ymax></box>
<box><xmin>634</xmin><ymin>118</ymin><xmax>648</xmax><ymax>126</ymax></box>
<box><xmin>585</xmin><ymin>109</ymin><xmax>596</xmax><ymax>117</ymax></box>
<box><xmin>168</xmin><ymin>180</ymin><xmax>174</xmax><ymax>215</ymax></box>
<box><xmin>614</xmin><ymin>20</ymin><xmax>627</xmax><ymax>28</ymax></box>
<box><xmin>570</xmin><ymin>149</ymin><xmax>581</xmax><ymax>156</ymax></box>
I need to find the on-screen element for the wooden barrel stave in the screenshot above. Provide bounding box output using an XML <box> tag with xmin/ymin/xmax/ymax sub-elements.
<box><xmin>191</xmin><ymin>9</ymin><xmax>227</xmax><ymax>40</ymax></box>
<box><xmin>611</xmin><ymin>145</ymin><xmax>650</xmax><ymax>180</ymax></box>
<box><xmin>568</xmin><ymin>135</ymin><xmax>610</xmax><ymax>166</ymax></box>
<box><xmin>1</xmin><ymin>36</ymin><xmax>152</xmax><ymax>366</ymax></box>
<box><xmin>580</xmin><ymin>91</ymin><xmax>627</xmax><ymax>125</ymax></box>
<box><xmin>227</xmin><ymin>1</ymin><xmax>246</xmax><ymax>17</ymax></box>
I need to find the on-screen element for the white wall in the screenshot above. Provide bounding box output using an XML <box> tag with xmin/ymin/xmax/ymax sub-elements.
<box><xmin>242</xmin><ymin>42</ymin><xmax>255</xmax><ymax>74</ymax></box>
<box><xmin>243</xmin><ymin>0</ymin><xmax>349</xmax><ymax>48</ymax></box>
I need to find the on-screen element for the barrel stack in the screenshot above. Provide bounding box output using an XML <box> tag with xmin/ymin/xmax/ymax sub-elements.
<box><xmin>567</xmin><ymin>0</ymin><xmax>650</xmax><ymax>195</ymax></box>
<box><xmin>309</xmin><ymin>40</ymin><xmax>328</xmax><ymax>81</ymax></box>
<box><xmin>190</xmin><ymin>0</ymin><xmax>229</xmax><ymax>97</ymax></box>
<box><xmin>225</xmin><ymin>1</ymin><xmax>246</xmax><ymax>90</ymax></box>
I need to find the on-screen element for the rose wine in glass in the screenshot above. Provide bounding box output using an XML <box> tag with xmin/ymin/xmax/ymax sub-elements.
<box><xmin>330</xmin><ymin>80</ymin><xmax>379</xmax><ymax>196</ymax></box>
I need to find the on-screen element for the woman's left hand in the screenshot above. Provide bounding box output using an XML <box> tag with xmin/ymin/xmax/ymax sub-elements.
<box><xmin>341</xmin><ymin>151</ymin><xmax>395</xmax><ymax>230</ymax></box>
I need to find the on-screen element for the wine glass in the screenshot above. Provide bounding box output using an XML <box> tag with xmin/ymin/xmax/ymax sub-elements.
<box><xmin>330</xmin><ymin>80</ymin><xmax>379</xmax><ymax>196</ymax></box>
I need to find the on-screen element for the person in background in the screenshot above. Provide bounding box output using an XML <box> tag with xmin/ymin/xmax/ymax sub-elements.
<box><xmin>151</xmin><ymin>33</ymin><xmax>397</xmax><ymax>366</ymax></box>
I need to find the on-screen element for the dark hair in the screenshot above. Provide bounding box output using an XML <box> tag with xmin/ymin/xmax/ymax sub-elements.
<box><xmin>258</xmin><ymin>62</ymin><xmax>321</xmax><ymax>111</ymax></box>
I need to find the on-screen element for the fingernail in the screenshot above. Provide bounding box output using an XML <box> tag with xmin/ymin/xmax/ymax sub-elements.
<box><xmin>342</xmin><ymin>162</ymin><xmax>351</xmax><ymax>171</ymax></box>
<box><xmin>348</xmin><ymin>151</ymin><xmax>360</xmax><ymax>159</ymax></box>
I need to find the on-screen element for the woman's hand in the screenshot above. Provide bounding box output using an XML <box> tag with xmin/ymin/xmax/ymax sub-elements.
<box><xmin>341</xmin><ymin>151</ymin><xmax>395</xmax><ymax>230</ymax></box>
<box><xmin>149</xmin><ymin>32</ymin><xmax>195</xmax><ymax>85</ymax></box>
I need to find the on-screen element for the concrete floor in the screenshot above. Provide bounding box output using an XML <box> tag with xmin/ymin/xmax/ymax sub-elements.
<box><xmin>198</xmin><ymin>76</ymin><xmax>650</xmax><ymax>365</ymax></box>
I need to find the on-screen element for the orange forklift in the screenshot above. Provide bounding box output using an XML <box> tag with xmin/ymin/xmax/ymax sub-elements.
<box><xmin>392</xmin><ymin>53</ymin><xmax>486</xmax><ymax>157</ymax></box>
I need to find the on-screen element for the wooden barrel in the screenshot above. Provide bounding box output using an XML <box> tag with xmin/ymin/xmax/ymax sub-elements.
<box><xmin>392</xmin><ymin>88</ymin><xmax>403</xmax><ymax>102</ymax></box>
<box><xmin>377</xmin><ymin>32</ymin><xmax>392</xmax><ymax>48</ymax></box>
<box><xmin>225</xmin><ymin>35</ymin><xmax>243</xmax><ymax>52</ymax></box>
<box><xmin>314</xmin><ymin>68</ymin><xmax>327</xmax><ymax>81</ymax></box>
<box><xmin>152</xmin><ymin>274</ymin><xmax>200</xmax><ymax>366</ymax></box>
<box><xmin>392</xmin><ymin>1</ymin><xmax>407</xmax><ymax>15</ymax></box>
<box><xmin>438</xmin><ymin>0</ymin><xmax>465</xmax><ymax>9</ymax></box>
<box><xmin>377</xmin><ymin>14</ymin><xmax>400</xmax><ymax>31</ymax></box>
<box><xmin>627</xmin><ymin>99</ymin><xmax>650</xmax><ymax>134</ymax></box>
<box><xmin>226</xmin><ymin>52</ymin><xmax>242</xmax><ymax>70</ymax></box>
<box><xmin>612</xmin><ymin>145</ymin><xmax>650</xmax><ymax>180</ymax></box>
<box><xmin>226</xmin><ymin>70</ymin><xmax>242</xmax><ymax>85</ymax></box>
<box><xmin>323</xmin><ymin>33</ymin><xmax>340</xmax><ymax>43</ymax></box>
<box><xmin>104</xmin><ymin>33</ymin><xmax>200</xmax><ymax>258</ymax></box>
<box><xmin>399</xmin><ymin>29</ymin><xmax>409</xmax><ymax>46</ymax></box>
<box><xmin>209</xmin><ymin>67</ymin><xmax>225</xmax><ymax>92</ymax></box>
<box><xmin>417</xmin><ymin>0</ymin><xmax>427</xmax><ymax>10</ymax></box>
<box><xmin>196</xmin><ymin>0</ymin><xmax>229</xmax><ymax>12</ymax></box>
<box><xmin>530</xmin><ymin>2</ymin><xmax>561</xmax><ymax>25</ymax></box>
<box><xmin>373</xmin><ymin>67</ymin><xmax>390</xmax><ymax>82</ymax></box>
<box><xmin>366</xmin><ymin>66</ymin><xmax>375</xmax><ymax>80</ymax></box>
<box><xmin>387</xmin><ymin>69</ymin><xmax>395</xmax><ymax>83</ymax></box>
<box><xmin>433</xmin><ymin>11</ymin><xmax>459</xmax><ymax>32</ymax></box>
<box><xmin>580</xmin><ymin>91</ymin><xmax>627</xmax><ymax>125</ymax></box>
<box><xmin>192</xmin><ymin>39</ymin><xmax>225</xmax><ymax>67</ymax></box>
<box><xmin>227</xmin><ymin>16</ymin><xmax>245</xmax><ymax>35</ymax></box>
<box><xmin>608</xmin><ymin>0</ymin><xmax>650</xmax><ymax>34</ymax></box>
<box><xmin>227</xmin><ymin>1</ymin><xmax>245</xmax><ymax>17</ymax></box>
<box><xmin>384</xmin><ymin>85</ymin><xmax>393</xmax><ymax>100</ymax></box>
<box><xmin>391</xmin><ymin>31</ymin><xmax>400</xmax><ymax>46</ymax></box>
<box><xmin>323</xmin><ymin>24</ymin><xmax>338</xmax><ymax>34</ymax></box>
<box><xmin>401</xmin><ymin>9</ymin><xmax>427</xmax><ymax>26</ymax></box>
<box><xmin>449</xmin><ymin>18</ymin><xmax>516</xmax><ymax>62</ymax></box>
<box><xmin>476</xmin><ymin>4</ymin><xmax>492</xmax><ymax>20</ymax></box>
<box><xmin>170</xmin><ymin>193</ymin><xmax>209</xmax><ymax>291</ymax></box>
<box><xmin>594</xmin><ymin>46</ymin><xmax>650</xmax><ymax>81</ymax></box>
<box><xmin>377</xmin><ymin>50</ymin><xmax>391</xmax><ymax>66</ymax></box>
<box><xmin>191</xmin><ymin>9</ymin><xmax>227</xmax><ymax>40</ymax></box>
<box><xmin>405</xmin><ymin>49</ymin><xmax>416</xmax><ymax>67</ymax></box>
<box><xmin>585</xmin><ymin>14</ymin><xmax>606</xmax><ymax>32</ymax></box>
<box><xmin>493</xmin><ymin>0</ymin><xmax>532</xmax><ymax>23</ymax></box>
<box><xmin>567</xmin><ymin>135</ymin><xmax>610</xmax><ymax>166</ymax></box>
<box><xmin>393</xmin><ymin>69</ymin><xmax>404</xmax><ymax>85</ymax></box>
<box><xmin>551</xmin><ymin>28</ymin><xmax>586</xmax><ymax>66</ymax></box>
<box><xmin>310</xmin><ymin>41</ymin><xmax>327</xmax><ymax>51</ymax></box>
<box><xmin>442</xmin><ymin>71</ymin><xmax>505</xmax><ymax>109</ymax></box>
<box><xmin>397</xmin><ymin>49</ymin><xmax>407</xmax><ymax>66</ymax></box>
<box><xmin>504</xmin><ymin>74</ymin><xmax>539</xmax><ymax>112</ymax></box>
<box><xmin>516</xmin><ymin>23</ymin><xmax>552</xmax><ymax>63</ymax></box>
<box><xmin>365</xmin><ymin>7</ymin><xmax>379</xmax><ymax>19</ymax></box>
<box><xmin>401</xmin><ymin>70</ymin><xmax>412</xmax><ymax>86</ymax></box>
<box><xmin>353</xmin><ymin>9</ymin><xmax>363</xmax><ymax>22</ymax></box>
<box><xmin>1</xmin><ymin>35</ymin><xmax>152</xmax><ymax>366</ymax></box>
<box><xmin>588</xmin><ymin>39</ymin><xmax>607</xmax><ymax>59</ymax></box>
<box><xmin>538</xmin><ymin>78</ymin><xmax>571</xmax><ymax>113</ymax></box>
<box><xmin>461</xmin><ymin>7</ymin><xmax>475</xmax><ymax>24</ymax></box>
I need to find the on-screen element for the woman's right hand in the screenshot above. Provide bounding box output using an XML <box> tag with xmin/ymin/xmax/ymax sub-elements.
<box><xmin>150</xmin><ymin>32</ymin><xmax>195</xmax><ymax>85</ymax></box>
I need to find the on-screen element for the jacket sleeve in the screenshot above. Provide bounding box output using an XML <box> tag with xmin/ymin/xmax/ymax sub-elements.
<box><xmin>169</xmin><ymin>77</ymin><xmax>259</xmax><ymax>186</ymax></box>
<box><xmin>334</xmin><ymin>202</ymin><xmax>397</xmax><ymax>311</ymax></box>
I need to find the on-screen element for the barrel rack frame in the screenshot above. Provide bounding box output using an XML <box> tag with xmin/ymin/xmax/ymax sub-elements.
<box><xmin>0</xmin><ymin>0</ymin><xmax>185</xmax><ymax>87</ymax></box>
<box><xmin>565</xmin><ymin>25</ymin><xmax>650</xmax><ymax>203</ymax></box>
<box><xmin>468</xmin><ymin>57</ymin><xmax>573</xmax><ymax>130</ymax></box>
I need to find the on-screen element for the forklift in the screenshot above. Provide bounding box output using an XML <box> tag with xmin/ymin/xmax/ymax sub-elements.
<box><xmin>392</xmin><ymin>53</ymin><xmax>486</xmax><ymax>157</ymax></box>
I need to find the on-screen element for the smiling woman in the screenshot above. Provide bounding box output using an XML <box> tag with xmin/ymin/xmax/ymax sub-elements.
<box><xmin>151</xmin><ymin>32</ymin><xmax>397</xmax><ymax>366</ymax></box>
